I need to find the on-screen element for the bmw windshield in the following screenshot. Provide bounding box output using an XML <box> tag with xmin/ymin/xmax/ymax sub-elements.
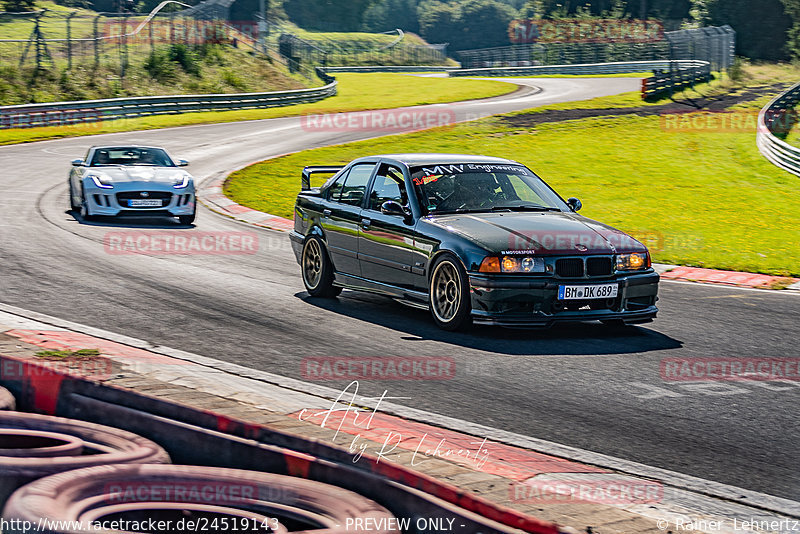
<box><xmin>410</xmin><ymin>163</ymin><xmax>568</xmax><ymax>215</ymax></box>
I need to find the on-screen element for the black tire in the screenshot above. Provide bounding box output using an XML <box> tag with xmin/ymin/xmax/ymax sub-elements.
<box><xmin>79</xmin><ymin>188</ymin><xmax>94</xmax><ymax>221</ymax></box>
<box><xmin>0</xmin><ymin>411</ymin><xmax>170</xmax><ymax>506</ymax></box>
<box><xmin>0</xmin><ymin>387</ymin><xmax>15</xmax><ymax>411</ymax></box>
<box><xmin>3</xmin><ymin>464</ymin><xmax>401</xmax><ymax>534</ymax></box>
<box><xmin>68</xmin><ymin>183</ymin><xmax>80</xmax><ymax>212</ymax></box>
<box><xmin>301</xmin><ymin>235</ymin><xmax>341</xmax><ymax>298</ymax></box>
<box><xmin>429</xmin><ymin>253</ymin><xmax>472</xmax><ymax>331</ymax></box>
<box><xmin>178</xmin><ymin>212</ymin><xmax>195</xmax><ymax>225</ymax></box>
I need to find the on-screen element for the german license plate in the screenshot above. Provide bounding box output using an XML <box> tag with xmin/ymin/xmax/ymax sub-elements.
<box><xmin>558</xmin><ymin>283</ymin><xmax>618</xmax><ymax>300</ymax></box>
<box><xmin>128</xmin><ymin>199</ymin><xmax>162</xmax><ymax>207</ymax></box>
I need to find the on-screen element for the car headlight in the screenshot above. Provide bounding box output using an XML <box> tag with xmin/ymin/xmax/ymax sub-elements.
<box><xmin>173</xmin><ymin>173</ymin><xmax>192</xmax><ymax>189</ymax></box>
<box><xmin>616</xmin><ymin>252</ymin><xmax>650</xmax><ymax>271</ymax></box>
<box><xmin>479</xmin><ymin>255</ymin><xmax>545</xmax><ymax>273</ymax></box>
<box><xmin>88</xmin><ymin>174</ymin><xmax>113</xmax><ymax>189</ymax></box>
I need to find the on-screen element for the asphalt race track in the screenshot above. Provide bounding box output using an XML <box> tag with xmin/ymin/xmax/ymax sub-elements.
<box><xmin>1</xmin><ymin>77</ymin><xmax>798</xmax><ymax>502</ymax></box>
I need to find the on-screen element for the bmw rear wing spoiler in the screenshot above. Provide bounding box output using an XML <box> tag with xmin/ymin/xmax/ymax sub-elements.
<box><xmin>302</xmin><ymin>166</ymin><xmax>344</xmax><ymax>191</ymax></box>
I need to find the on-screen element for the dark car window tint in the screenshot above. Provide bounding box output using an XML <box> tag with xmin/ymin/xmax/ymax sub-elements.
<box><xmin>337</xmin><ymin>164</ymin><xmax>374</xmax><ymax>206</ymax></box>
<box><xmin>326</xmin><ymin>170</ymin><xmax>347</xmax><ymax>201</ymax></box>
<box><xmin>91</xmin><ymin>147</ymin><xmax>173</xmax><ymax>167</ymax></box>
<box><xmin>409</xmin><ymin>164</ymin><xmax>566</xmax><ymax>214</ymax></box>
<box><xmin>368</xmin><ymin>165</ymin><xmax>407</xmax><ymax>211</ymax></box>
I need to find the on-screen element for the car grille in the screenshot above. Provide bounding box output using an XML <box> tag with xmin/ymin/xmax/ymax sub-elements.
<box><xmin>555</xmin><ymin>256</ymin><xmax>614</xmax><ymax>278</ymax></box>
<box><xmin>555</xmin><ymin>258</ymin><xmax>584</xmax><ymax>278</ymax></box>
<box><xmin>586</xmin><ymin>257</ymin><xmax>613</xmax><ymax>276</ymax></box>
<box><xmin>116</xmin><ymin>191</ymin><xmax>173</xmax><ymax>208</ymax></box>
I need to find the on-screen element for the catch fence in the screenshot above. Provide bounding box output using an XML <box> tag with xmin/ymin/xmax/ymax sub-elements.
<box><xmin>456</xmin><ymin>25</ymin><xmax>735</xmax><ymax>72</ymax></box>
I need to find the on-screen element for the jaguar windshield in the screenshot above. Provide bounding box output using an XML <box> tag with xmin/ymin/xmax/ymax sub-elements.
<box><xmin>90</xmin><ymin>147</ymin><xmax>175</xmax><ymax>167</ymax></box>
<box><xmin>410</xmin><ymin>163</ymin><xmax>568</xmax><ymax>215</ymax></box>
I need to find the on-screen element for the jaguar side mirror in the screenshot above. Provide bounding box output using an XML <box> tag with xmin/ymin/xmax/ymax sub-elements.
<box><xmin>381</xmin><ymin>200</ymin><xmax>411</xmax><ymax>220</ymax></box>
<box><xmin>177</xmin><ymin>159</ymin><xmax>189</xmax><ymax>167</ymax></box>
<box><xmin>567</xmin><ymin>197</ymin><xmax>582</xmax><ymax>212</ymax></box>
<box><xmin>71</xmin><ymin>159</ymin><xmax>84</xmax><ymax>166</ymax></box>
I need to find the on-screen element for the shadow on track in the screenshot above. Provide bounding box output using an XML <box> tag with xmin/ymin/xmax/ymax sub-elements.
<box><xmin>296</xmin><ymin>291</ymin><xmax>682</xmax><ymax>356</ymax></box>
<box><xmin>66</xmin><ymin>209</ymin><xmax>194</xmax><ymax>229</ymax></box>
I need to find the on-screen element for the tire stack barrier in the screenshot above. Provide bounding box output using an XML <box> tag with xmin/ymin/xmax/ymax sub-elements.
<box><xmin>0</xmin><ymin>411</ymin><xmax>170</xmax><ymax>506</ymax></box>
<box><xmin>0</xmin><ymin>387</ymin><xmax>15</xmax><ymax>410</ymax></box>
<box><xmin>3</xmin><ymin>464</ymin><xmax>401</xmax><ymax>534</ymax></box>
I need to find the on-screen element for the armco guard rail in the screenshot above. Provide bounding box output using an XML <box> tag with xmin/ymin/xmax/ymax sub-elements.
<box><xmin>0</xmin><ymin>76</ymin><xmax>337</xmax><ymax>130</ymax></box>
<box><xmin>449</xmin><ymin>59</ymin><xmax>705</xmax><ymax>78</ymax></box>
<box><xmin>321</xmin><ymin>65</ymin><xmax>458</xmax><ymax>73</ymax></box>
<box><xmin>757</xmin><ymin>81</ymin><xmax>800</xmax><ymax>177</ymax></box>
<box><xmin>641</xmin><ymin>60</ymin><xmax>711</xmax><ymax>99</ymax></box>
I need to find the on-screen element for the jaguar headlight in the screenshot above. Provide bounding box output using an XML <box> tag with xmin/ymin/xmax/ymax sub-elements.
<box><xmin>88</xmin><ymin>174</ymin><xmax>113</xmax><ymax>189</ymax></box>
<box><xmin>616</xmin><ymin>252</ymin><xmax>649</xmax><ymax>271</ymax></box>
<box><xmin>173</xmin><ymin>173</ymin><xmax>192</xmax><ymax>189</ymax></box>
<box><xmin>479</xmin><ymin>255</ymin><xmax>545</xmax><ymax>273</ymax></box>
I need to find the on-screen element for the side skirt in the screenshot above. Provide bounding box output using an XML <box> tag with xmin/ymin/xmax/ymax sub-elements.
<box><xmin>333</xmin><ymin>272</ymin><xmax>429</xmax><ymax>308</ymax></box>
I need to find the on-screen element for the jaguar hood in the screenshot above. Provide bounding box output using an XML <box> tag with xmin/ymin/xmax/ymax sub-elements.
<box><xmin>86</xmin><ymin>166</ymin><xmax>189</xmax><ymax>185</ymax></box>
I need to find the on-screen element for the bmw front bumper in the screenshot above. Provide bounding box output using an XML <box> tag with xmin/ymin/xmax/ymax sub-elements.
<box><xmin>468</xmin><ymin>270</ymin><xmax>659</xmax><ymax>327</ymax></box>
<box><xmin>83</xmin><ymin>180</ymin><xmax>195</xmax><ymax>217</ymax></box>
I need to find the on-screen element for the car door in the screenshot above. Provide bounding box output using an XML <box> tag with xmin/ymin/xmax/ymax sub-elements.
<box><xmin>358</xmin><ymin>163</ymin><xmax>416</xmax><ymax>289</ymax></box>
<box><xmin>320</xmin><ymin>162</ymin><xmax>375</xmax><ymax>276</ymax></box>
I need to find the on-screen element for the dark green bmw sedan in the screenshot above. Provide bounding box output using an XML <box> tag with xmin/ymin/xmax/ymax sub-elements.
<box><xmin>290</xmin><ymin>154</ymin><xmax>659</xmax><ymax>331</ymax></box>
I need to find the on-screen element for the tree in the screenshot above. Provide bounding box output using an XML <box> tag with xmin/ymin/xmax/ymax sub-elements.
<box><xmin>418</xmin><ymin>0</ymin><xmax>517</xmax><ymax>50</ymax></box>
<box><xmin>283</xmin><ymin>0</ymin><xmax>378</xmax><ymax>31</ymax></box>
<box><xmin>1</xmin><ymin>0</ymin><xmax>36</xmax><ymax>11</ymax></box>
<box><xmin>699</xmin><ymin>0</ymin><xmax>790</xmax><ymax>60</ymax></box>
<box><xmin>783</xmin><ymin>0</ymin><xmax>800</xmax><ymax>59</ymax></box>
<box><xmin>362</xmin><ymin>0</ymin><xmax>420</xmax><ymax>33</ymax></box>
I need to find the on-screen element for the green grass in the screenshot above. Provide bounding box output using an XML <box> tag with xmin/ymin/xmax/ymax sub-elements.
<box><xmin>488</xmin><ymin>72</ymin><xmax>653</xmax><ymax>78</ymax></box>
<box><xmin>226</xmin><ymin>84</ymin><xmax>800</xmax><ymax>277</ymax></box>
<box><xmin>0</xmin><ymin>73</ymin><xmax>515</xmax><ymax>145</ymax></box>
<box><xmin>0</xmin><ymin>44</ymin><xmax>309</xmax><ymax>105</ymax></box>
<box><xmin>35</xmin><ymin>348</ymin><xmax>101</xmax><ymax>359</ymax></box>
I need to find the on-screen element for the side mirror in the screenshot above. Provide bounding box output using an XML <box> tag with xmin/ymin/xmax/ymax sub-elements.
<box><xmin>567</xmin><ymin>197</ymin><xmax>582</xmax><ymax>212</ymax></box>
<box><xmin>71</xmin><ymin>159</ymin><xmax>84</xmax><ymax>167</ymax></box>
<box><xmin>381</xmin><ymin>200</ymin><xmax>411</xmax><ymax>219</ymax></box>
<box><xmin>177</xmin><ymin>159</ymin><xmax>189</xmax><ymax>167</ymax></box>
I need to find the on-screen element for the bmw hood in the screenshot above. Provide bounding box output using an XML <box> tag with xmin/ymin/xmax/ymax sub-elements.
<box><xmin>87</xmin><ymin>167</ymin><xmax>190</xmax><ymax>185</ymax></box>
<box><xmin>425</xmin><ymin>212</ymin><xmax>647</xmax><ymax>255</ymax></box>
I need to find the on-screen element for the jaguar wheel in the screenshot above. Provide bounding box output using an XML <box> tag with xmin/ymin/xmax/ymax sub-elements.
<box><xmin>301</xmin><ymin>236</ymin><xmax>341</xmax><ymax>298</ymax></box>
<box><xmin>68</xmin><ymin>183</ymin><xmax>80</xmax><ymax>212</ymax></box>
<box><xmin>79</xmin><ymin>188</ymin><xmax>94</xmax><ymax>221</ymax></box>
<box><xmin>429</xmin><ymin>253</ymin><xmax>471</xmax><ymax>331</ymax></box>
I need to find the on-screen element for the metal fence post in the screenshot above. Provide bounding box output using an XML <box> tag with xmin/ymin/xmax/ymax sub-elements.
<box><xmin>93</xmin><ymin>15</ymin><xmax>101</xmax><ymax>69</ymax></box>
<box><xmin>149</xmin><ymin>13</ymin><xmax>154</xmax><ymax>54</ymax></box>
<box><xmin>66</xmin><ymin>11</ymin><xmax>77</xmax><ymax>70</ymax></box>
<box><xmin>121</xmin><ymin>14</ymin><xmax>129</xmax><ymax>78</ymax></box>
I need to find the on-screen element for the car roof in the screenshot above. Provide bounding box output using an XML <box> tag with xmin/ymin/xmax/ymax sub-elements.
<box><xmin>89</xmin><ymin>145</ymin><xmax>166</xmax><ymax>151</ymax></box>
<box><xmin>357</xmin><ymin>153</ymin><xmax>521</xmax><ymax>167</ymax></box>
